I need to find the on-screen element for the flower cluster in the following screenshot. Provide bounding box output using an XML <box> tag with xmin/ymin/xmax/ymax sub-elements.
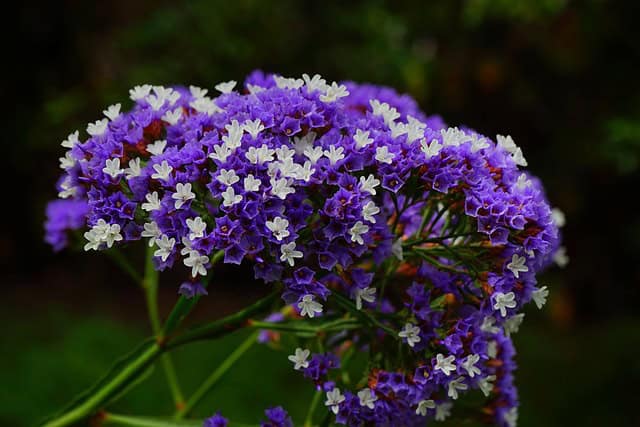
<box><xmin>46</xmin><ymin>71</ymin><xmax>564</xmax><ymax>426</ymax></box>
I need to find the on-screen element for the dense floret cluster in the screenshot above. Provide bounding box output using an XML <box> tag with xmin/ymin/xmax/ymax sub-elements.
<box><xmin>47</xmin><ymin>71</ymin><xmax>564</xmax><ymax>426</ymax></box>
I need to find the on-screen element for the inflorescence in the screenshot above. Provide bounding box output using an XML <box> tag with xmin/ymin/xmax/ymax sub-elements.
<box><xmin>46</xmin><ymin>70</ymin><xmax>565</xmax><ymax>426</ymax></box>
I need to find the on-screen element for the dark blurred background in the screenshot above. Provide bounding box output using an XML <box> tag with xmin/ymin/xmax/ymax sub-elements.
<box><xmin>2</xmin><ymin>1</ymin><xmax>640</xmax><ymax>426</ymax></box>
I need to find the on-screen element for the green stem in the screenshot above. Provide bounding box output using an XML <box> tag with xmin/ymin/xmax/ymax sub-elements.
<box><xmin>166</xmin><ymin>289</ymin><xmax>280</xmax><ymax>349</ymax></box>
<box><xmin>41</xmin><ymin>344</ymin><xmax>162</xmax><ymax>427</ymax></box>
<box><xmin>162</xmin><ymin>250</ymin><xmax>225</xmax><ymax>336</ymax></box>
<box><xmin>143</xmin><ymin>246</ymin><xmax>185</xmax><ymax>409</ymax></box>
<box><xmin>175</xmin><ymin>331</ymin><xmax>260</xmax><ymax>419</ymax></box>
<box><xmin>331</xmin><ymin>291</ymin><xmax>397</xmax><ymax>337</ymax></box>
<box><xmin>41</xmin><ymin>291</ymin><xmax>279</xmax><ymax>427</ymax></box>
<box><xmin>107</xmin><ymin>249</ymin><xmax>142</xmax><ymax>284</ymax></box>
<box><xmin>103</xmin><ymin>412</ymin><xmax>201</xmax><ymax>427</ymax></box>
<box><xmin>303</xmin><ymin>389</ymin><xmax>323</xmax><ymax>427</ymax></box>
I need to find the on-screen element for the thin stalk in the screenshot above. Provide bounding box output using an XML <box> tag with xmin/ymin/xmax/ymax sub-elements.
<box><xmin>304</xmin><ymin>389</ymin><xmax>323</xmax><ymax>427</ymax></box>
<box><xmin>143</xmin><ymin>246</ymin><xmax>185</xmax><ymax>409</ymax></box>
<box><xmin>41</xmin><ymin>292</ymin><xmax>280</xmax><ymax>427</ymax></box>
<box><xmin>41</xmin><ymin>344</ymin><xmax>162</xmax><ymax>427</ymax></box>
<box><xmin>175</xmin><ymin>331</ymin><xmax>260</xmax><ymax>419</ymax></box>
<box><xmin>103</xmin><ymin>412</ymin><xmax>260</xmax><ymax>427</ymax></box>
<box><xmin>107</xmin><ymin>249</ymin><xmax>142</xmax><ymax>284</ymax></box>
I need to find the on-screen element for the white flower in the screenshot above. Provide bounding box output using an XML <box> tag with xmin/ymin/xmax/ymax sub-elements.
<box><xmin>217</xmin><ymin>169</ymin><xmax>240</xmax><ymax>186</ymax></box>
<box><xmin>320</xmin><ymin>81</ymin><xmax>349</xmax><ymax>103</ymax></box>
<box><xmin>180</xmin><ymin>237</ymin><xmax>194</xmax><ymax>256</ymax></box>
<box><xmin>129</xmin><ymin>84</ymin><xmax>152</xmax><ymax>101</ymax></box>
<box><xmin>61</xmin><ymin>131</ymin><xmax>80</xmax><ymax>148</ymax></box>
<box><xmin>357</xmin><ymin>388</ymin><xmax>378</xmax><ymax>409</ymax></box>
<box><xmin>145</xmin><ymin>94</ymin><xmax>165</xmax><ymax>111</ymax></box>
<box><xmin>390</xmin><ymin>121</ymin><xmax>408</xmax><ymax>138</ymax></box>
<box><xmin>441</xmin><ymin>127</ymin><xmax>471</xmax><ymax>147</ymax></box>
<box><xmin>324</xmin><ymin>145</ymin><xmax>345</xmax><ymax>165</ymax></box>
<box><xmin>221</xmin><ymin>186</ymin><xmax>242</xmax><ymax>207</ymax></box>
<box><xmin>504</xmin><ymin>407</ymin><xmax>518</xmax><ymax>427</ymax></box>
<box><xmin>222</xmin><ymin>120</ymin><xmax>244</xmax><ymax>149</ymax></box>
<box><xmin>434</xmin><ymin>354</ymin><xmax>456</xmax><ymax>376</ymax></box>
<box><xmin>325</xmin><ymin>388</ymin><xmax>345</xmax><ymax>415</ymax></box>
<box><xmin>532</xmin><ymin>285</ymin><xmax>549</xmax><ymax>309</ymax></box>
<box><xmin>103</xmin><ymin>103</ymin><xmax>121</xmax><ymax>121</ymax></box>
<box><xmin>478</xmin><ymin>374</ymin><xmax>496</xmax><ymax>397</ymax></box>
<box><xmin>270</xmin><ymin>177</ymin><xmax>295</xmax><ymax>200</ymax></box>
<box><xmin>298</xmin><ymin>294</ymin><xmax>323</xmax><ymax>318</ymax></box>
<box><xmin>87</xmin><ymin>119</ymin><xmax>108</xmax><ymax>136</ymax></box>
<box><xmin>161</xmin><ymin>108</ymin><xmax>183</xmax><ymax>125</ymax></box>
<box><xmin>214</xmin><ymin>80</ymin><xmax>237</xmax><ymax>94</ymax></box>
<box><xmin>359</xmin><ymin>174</ymin><xmax>380</xmax><ymax>195</ymax></box>
<box><xmin>487</xmin><ymin>340</ymin><xmax>498</xmax><ymax>358</ymax></box>
<box><xmin>435</xmin><ymin>402</ymin><xmax>453</xmax><ymax>422</ymax></box>
<box><xmin>398</xmin><ymin>323</ymin><xmax>421</xmax><ymax>348</ymax></box>
<box><xmin>186</xmin><ymin>217</ymin><xmax>206</xmax><ymax>240</ymax></box>
<box><xmin>287</xmin><ymin>347</ymin><xmax>310</xmax><ymax>370</ymax></box>
<box><xmin>266</xmin><ymin>217</ymin><xmax>290</xmax><ymax>241</ymax></box>
<box><xmin>391</xmin><ymin>239</ymin><xmax>404</xmax><ymax>261</ymax></box>
<box><xmin>406</xmin><ymin>116</ymin><xmax>426</xmax><ymax>142</ymax></box>
<box><xmin>303</xmin><ymin>73</ymin><xmax>329</xmax><ymax>93</ymax></box>
<box><xmin>362</xmin><ymin>201</ymin><xmax>380</xmax><ymax>223</ymax></box>
<box><xmin>349</xmin><ymin>221</ymin><xmax>369</xmax><ymax>245</ymax></box>
<box><xmin>147</xmin><ymin>140</ymin><xmax>167</xmax><ymax>156</ymax></box>
<box><xmin>415</xmin><ymin>399</ymin><xmax>435</xmax><ymax>416</ymax></box>
<box><xmin>247</xmin><ymin>83</ymin><xmax>264</xmax><ymax>94</ymax></box>
<box><xmin>506</xmin><ymin>254</ymin><xmax>529</xmax><ymax>278</ymax></box>
<box><xmin>141</xmin><ymin>191</ymin><xmax>161</xmax><ymax>212</ymax></box>
<box><xmin>480</xmin><ymin>316</ymin><xmax>500</xmax><ymax>334</ymax></box>
<box><xmin>369</xmin><ymin>99</ymin><xmax>399</xmax><ymax>124</ymax></box>
<box><xmin>190</xmin><ymin>97</ymin><xmax>222</xmax><ymax>115</ymax></box>
<box><xmin>209</xmin><ymin>144</ymin><xmax>233</xmax><ymax>163</ymax></box>
<box><xmin>102</xmin><ymin>158</ymin><xmax>124</xmax><ymax>178</ymax></box>
<box><xmin>151</xmin><ymin>160</ymin><xmax>173</xmax><ymax>181</ymax></box>
<box><xmin>511</xmin><ymin>147</ymin><xmax>528</xmax><ymax>167</ymax></box>
<box><xmin>274</xmin><ymin>75</ymin><xmax>304</xmax><ymax>90</ymax></box>
<box><xmin>493</xmin><ymin>292</ymin><xmax>517</xmax><ymax>317</ymax></box>
<box><xmin>504</xmin><ymin>313</ymin><xmax>525</xmax><ymax>336</ymax></box>
<box><xmin>103</xmin><ymin>223</ymin><xmax>123</xmax><ymax>248</ymax></box>
<box><xmin>354</xmin><ymin>287</ymin><xmax>376</xmax><ymax>310</ymax></box>
<box><xmin>83</xmin><ymin>219</ymin><xmax>122</xmax><ymax>251</ymax></box>
<box><xmin>297</xmin><ymin>161</ymin><xmax>315</xmax><ymax>181</ymax></box>
<box><xmin>293</xmin><ymin>131</ymin><xmax>317</xmax><ymax>154</ymax></box>
<box><xmin>58</xmin><ymin>177</ymin><xmax>76</xmax><ymax>199</ymax></box>
<box><xmin>420</xmin><ymin>138</ymin><xmax>443</xmax><ymax>158</ymax></box>
<box><xmin>172</xmin><ymin>182</ymin><xmax>195</xmax><ymax>209</ymax></box>
<box><xmin>353</xmin><ymin>129</ymin><xmax>374</xmax><ymax>148</ymax></box>
<box><xmin>153</xmin><ymin>234</ymin><xmax>175</xmax><ymax>262</ymax></box>
<box><xmin>183</xmin><ymin>250</ymin><xmax>209</xmax><ymax>277</ymax></box>
<box><xmin>141</xmin><ymin>221</ymin><xmax>162</xmax><ymax>246</ymax></box>
<box><xmin>470</xmin><ymin>134</ymin><xmax>489</xmax><ymax>152</ymax></box>
<box><xmin>552</xmin><ymin>208</ymin><xmax>566</xmax><ymax>228</ymax></box>
<box><xmin>59</xmin><ymin>152</ymin><xmax>76</xmax><ymax>170</ymax></box>
<box><xmin>280</xmin><ymin>242</ymin><xmax>303</xmax><ymax>266</ymax></box>
<box><xmin>375</xmin><ymin>146</ymin><xmax>395</xmax><ymax>164</ymax></box>
<box><xmin>243</xmin><ymin>119</ymin><xmax>265</xmax><ymax>138</ymax></box>
<box><xmin>274</xmin><ymin>146</ymin><xmax>295</xmax><ymax>162</ymax></box>
<box><xmin>515</xmin><ymin>173</ymin><xmax>530</xmax><ymax>190</ymax></box>
<box><xmin>447</xmin><ymin>376</ymin><xmax>468</xmax><ymax>400</ymax></box>
<box><xmin>497</xmin><ymin>134</ymin><xmax>517</xmax><ymax>153</ymax></box>
<box><xmin>303</xmin><ymin>146</ymin><xmax>324</xmax><ymax>164</ymax></box>
<box><xmin>189</xmin><ymin>85</ymin><xmax>208</xmax><ymax>99</ymax></box>
<box><xmin>125</xmin><ymin>158</ymin><xmax>142</xmax><ymax>179</ymax></box>
<box><xmin>245</xmin><ymin>144</ymin><xmax>275</xmax><ymax>164</ymax></box>
<box><xmin>553</xmin><ymin>246</ymin><xmax>569</xmax><ymax>267</ymax></box>
<box><xmin>461</xmin><ymin>354</ymin><xmax>481</xmax><ymax>378</ymax></box>
<box><xmin>243</xmin><ymin>174</ymin><xmax>261</xmax><ymax>192</ymax></box>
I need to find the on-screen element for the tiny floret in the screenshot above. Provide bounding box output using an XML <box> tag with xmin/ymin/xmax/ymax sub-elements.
<box><xmin>298</xmin><ymin>294</ymin><xmax>323</xmax><ymax>318</ymax></box>
<box><xmin>288</xmin><ymin>347</ymin><xmax>311</xmax><ymax>370</ymax></box>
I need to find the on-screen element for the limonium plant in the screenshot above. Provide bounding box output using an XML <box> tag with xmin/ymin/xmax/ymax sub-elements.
<box><xmin>44</xmin><ymin>70</ymin><xmax>566</xmax><ymax>427</ymax></box>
